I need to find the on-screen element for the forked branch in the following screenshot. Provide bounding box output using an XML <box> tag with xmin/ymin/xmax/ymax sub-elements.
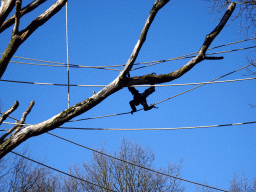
<box><xmin>12</xmin><ymin>100</ymin><xmax>34</xmax><ymax>135</ymax></box>
<box><xmin>0</xmin><ymin>0</ymin><xmax>47</xmax><ymax>33</ymax></box>
<box><xmin>0</xmin><ymin>0</ymin><xmax>67</xmax><ymax>79</ymax></box>
<box><xmin>0</xmin><ymin>100</ymin><xmax>34</xmax><ymax>147</ymax></box>
<box><xmin>126</xmin><ymin>2</ymin><xmax>236</xmax><ymax>86</ymax></box>
<box><xmin>0</xmin><ymin>100</ymin><xmax>19</xmax><ymax>125</ymax></box>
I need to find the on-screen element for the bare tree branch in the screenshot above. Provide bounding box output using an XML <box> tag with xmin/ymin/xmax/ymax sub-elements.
<box><xmin>0</xmin><ymin>0</ymin><xmax>47</xmax><ymax>33</ymax></box>
<box><xmin>0</xmin><ymin>100</ymin><xmax>19</xmax><ymax>125</ymax></box>
<box><xmin>127</xmin><ymin>2</ymin><xmax>236</xmax><ymax>86</ymax></box>
<box><xmin>12</xmin><ymin>0</ymin><xmax>21</xmax><ymax>36</ymax></box>
<box><xmin>12</xmin><ymin>100</ymin><xmax>34</xmax><ymax>135</ymax></box>
<box><xmin>0</xmin><ymin>0</ymin><xmax>67</xmax><ymax>79</ymax></box>
<box><xmin>19</xmin><ymin>0</ymin><xmax>67</xmax><ymax>42</ymax></box>
<box><xmin>0</xmin><ymin>0</ymin><xmax>16</xmax><ymax>28</ymax></box>
<box><xmin>0</xmin><ymin>100</ymin><xmax>34</xmax><ymax>144</ymax></box>
<box><xmin>118</xmin><ymin>0</ymin><xmax>170</xmax><ymax>78</ymax></box>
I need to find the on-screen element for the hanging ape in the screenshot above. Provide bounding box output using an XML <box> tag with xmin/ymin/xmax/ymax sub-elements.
<box><xmin>128</xmin><ymin>80</ymin><xmax>157</xmax><ymax>114</ymax></box>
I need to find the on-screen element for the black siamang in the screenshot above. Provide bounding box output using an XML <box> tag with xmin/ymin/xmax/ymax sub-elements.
<box><xmin>128</xmin><ymin>77</ymin><xmax>157</xmax><ymax>114</ymax></box>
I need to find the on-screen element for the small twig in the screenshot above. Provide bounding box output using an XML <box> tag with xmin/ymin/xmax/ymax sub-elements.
<box><xmin>0</xmin><ymin>0</ymin><xmax>47</xmax><ymax>33</ymax></box>
<box><xmin>0</xmin><ymin>100</ymin><xmax>34</xmax><ymax>144</ymax></box>
<box><xmin>0</xmin><ymin>101</ymin><xmax>19</xmax><ymax>125</ymax></box>
<box><xmin>12</xmin><ymin>0</ymin><xmax>21</xmax><ymax>35</ymax></box>
<box><xmin>12</xmin><ymin>100</ymin><xmax>34</xmax><ymax>135</ymax></box>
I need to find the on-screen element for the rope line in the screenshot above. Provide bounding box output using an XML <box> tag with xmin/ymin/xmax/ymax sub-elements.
<box><xmin>6</xmin><ymin>45</ymin><xmax>256</xmax><ymax>71</ymax></box>
<box><xmin>66</xmin><ymin>2</ymin><xmax>70</xmax><ymax>108</ymax></box>
<box><xmin>1</xmin><ymin>77</ymin><xmax>255</xmax><ymax>87</ymax></box>
<box><xmin>207</xmin><ymin>45</ymin><xmax>256</xmax><ymax>55</ymax></box>
<box><xmin>1</xmin><ymin>122</ymin><xmax>28</xmax><ymax>126</ymax></box>
<box><xmin>2</xmin><ymin>37</ymin><xmax>256</xmax><ymax>71</ymax></box>
<box><xmin>0</xmin><ymin>54</ymin><xmax>123</xmax><ymax>69</ymax></box>
<box><xmin>47</xmin><ymin>132</ymin><xmax>228</xmax><ymax>192</ymax></box>
<box><xmin>52</xmin><ymin>121</ymin><xmax>256</xmax><ymax>131</ymax></box>
<box><xmin>3</xmin><ymin>120</ymin><xmax>254</xmax><ymax>131</ymax></box>
<box><xmin>10</xmin><ymin>151</ymin><xmax>117</xmax><ymax>192</ymax></box>
<box><xmin>132</xmin><ymin>45</ymin><xmax>256</xmax><ymax>71</ymax></box>
<box><xmin>6</xmin><ymin>44</ymin><xmax>256</xmax><ymax>73</ymax></box>
<box><xmin>6</xmin><ymin>60</ymin><xmax>121</xmax><ymax>71</ymax></box>
<box><xmin>153</xmin><ymin>61</ymin><xmax>256</xmax><ymax>106</ymax></box>
<box><xmin>7</xmin><ymin>60</ymin><xmax>121</xmax><ymax>71</ymax></box>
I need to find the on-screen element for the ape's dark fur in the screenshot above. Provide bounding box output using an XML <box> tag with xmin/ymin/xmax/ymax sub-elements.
<box><xmin>128</xmin><ymin>85</ymin><xmax>156</xmax><ymax>114</ymax></box>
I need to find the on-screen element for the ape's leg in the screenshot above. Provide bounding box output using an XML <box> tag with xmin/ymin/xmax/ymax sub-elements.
<box><xmin>141</xmin><ymin>97</ymin><xmax>157</xmax><ymax>111</ymax></box>
<box><xmin>141</xmin><ymin>99</ymin><xmax>150</xmax><ymax>111</ymax></box>
<box><xmin>129</xmin><ymin>100</ymin><xmax>137</xmax><ymax>114</ymax></box>
<box><xmin>143</xmin><ymin>105</ymin><xmax>155</xmax><ymax>111</ymax></box>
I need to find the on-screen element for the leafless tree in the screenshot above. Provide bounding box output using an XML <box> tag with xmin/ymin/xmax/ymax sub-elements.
<box><xmin>204</xmin><ymin>0</ymin><xmax>256</xmax><ymax>36</ymax></box>
<box><xmin>229</xmin><ymin>172</ymin><xmax>256</xmax><ymax>192</ymax></box>
<box><xmin>63</xmin><ymin>138</ymin><xmax>185</xmax><ymax>192</ymax></box>
<box><xmin>0</xmin><ymin>154</ymin><xmax>9</xmax><ymax>191</ymax></box>
<box><xmin>195</xmin><ymin>172</ymin><xmax>256</xmax><ymax>192</ymax></box>
<box><xmin>0</xmin><ymin>0</ymin><xmax>237</xmax><ymax>159</ymax></box>
<box><xmin>0</xmin><ymin>149</ymin><xmax>60</xmax><ymax>192</ymax></box>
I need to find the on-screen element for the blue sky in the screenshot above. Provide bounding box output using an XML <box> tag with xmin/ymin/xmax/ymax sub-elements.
<box><xmin>1</xmin><ymin>0</ymin><xmax>256</xmax><ymax>191</ymax></box>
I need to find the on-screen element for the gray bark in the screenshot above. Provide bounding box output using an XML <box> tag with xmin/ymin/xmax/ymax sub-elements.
<box><xmin>0</xmin><ymin>0</ymin><xmax>47</xmax><ymax>33</ymax></box>
<box><xmin>0</xmin><ymin>0</ymin><xmax>16</xmax><ymax>28</ymax></box>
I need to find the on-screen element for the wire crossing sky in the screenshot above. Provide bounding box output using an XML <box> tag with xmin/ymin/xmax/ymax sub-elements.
<box><xmin>1</xmin><ymin>114</ymin><xmax>232</xmax><ymax>191</ymax></box>
<box><xmin>1</xmin><ymin>39</ymin><xmax>256</xmax><ymax>72</ymax></box>
<box><xmin>11</xmin><ymin>151</ymin><xmax>117</xmax><ymax>192</ymax></box>
<box><xmin>1</xmin><ymin>36</ymin><xmax>255</xmax><ymax>68</ymax></box>
<box><xmin>2</xmin><ymin>120</ymin><xmax>256</xmax><ymax>132</ymax></box>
